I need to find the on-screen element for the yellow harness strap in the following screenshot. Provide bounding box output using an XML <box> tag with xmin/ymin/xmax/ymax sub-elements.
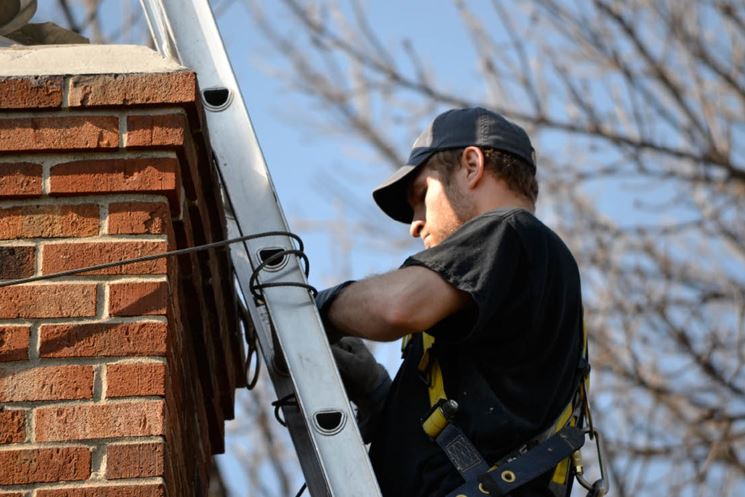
<box><xmin>407</xmin><ymin>321</ymin><xmax>590</xmax><ymax>490</ymax></box>
<box><xmin>549</xmin><ymin>322</ymin><xmax>590</xmax><ymax>487</ymax></box>
<box><xmin>402</xmin><ymin>332</ymin><xmax>447</xmax><ymax>407</ymax></box>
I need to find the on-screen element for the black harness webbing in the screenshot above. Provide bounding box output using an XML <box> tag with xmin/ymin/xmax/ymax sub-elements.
<box><xmin>418</xmin><ymin>336</ymin><xmax>593</xmax><ymax>497</ymax></box>
<box><xmin>433</xmin><ymin>421</ymin><xmax>585</xmax><ymax>497</ymax></box>
<box><xmin>472</xmin><ymin>427</ymin><xmax>585</xmax><ymax>497</ymax></box>
<box><xmin>413</xmin><ymin>316</ymin><xmax>601</xmax><ymax>497</ymax></box>
<box><xmin>435</xmin><ymin>423</ymin><xmax>490</xmax><ymax>482</ymax></box>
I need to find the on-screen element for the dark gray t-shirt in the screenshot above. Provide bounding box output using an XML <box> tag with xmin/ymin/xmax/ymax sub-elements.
<box><xmin>369</xmin><ymin>208</ymin><xmax>583</xmax><ymax>497</ymax></box>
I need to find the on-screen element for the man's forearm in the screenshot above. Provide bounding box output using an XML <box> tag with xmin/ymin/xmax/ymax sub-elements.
<box><xmin>326</xmin><ymin>273</ymin><xmax>410</xmax><ymax>341</ymax></box>
<box><xmin>325</xmin><ymin>266</ymin><xmax>470</xmax><ymax>342</ymax></box>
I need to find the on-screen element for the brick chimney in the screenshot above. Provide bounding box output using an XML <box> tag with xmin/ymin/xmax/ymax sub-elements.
<box><xmin>0</xmin><ymin>45</ymin><xmax>244</xmax><ymax>497</ymax></box>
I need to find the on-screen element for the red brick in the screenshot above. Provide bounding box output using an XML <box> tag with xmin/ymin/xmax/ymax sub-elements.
<box><xmin>0</xmin><ymin>409</ymin><xmax>26</xmax><ymax>444</ymax></box>
<box><xmin>39</xmin><ymin>322</ymin><xmax>167</xmax><ymax>358</ymax></box>
<box><xmin>126</xmin><ymin>113</ymin><xmax>187</xmax><ymax>148</ymax></box>
<box><xmin>68</xmin><ymin>72</ymin><xmax>196</xmax><ymax>107</ymax></box>
<box><xmin>0</xmin><ymin>365</ymin><xmax>93</xmax><ymax>402</ymax></box>
<box><xmin>0</xmin><ymin>116</ymin><xmax>118</xmax><ymax>152</ymax></box>
<box><xmin>0</xmin><ymin>446</ymin><xmax>90</xmax><ymax>484</ymax></box>
<box><xmin>42</xmin><ymin>241</ymin><xmax>167</xmax><ymax>276</ymax></box>
<box><xmin>106</xmin><ymin>442</ymin><xmax>164</xmax><ymax>479</ymax></box>
<box><xmin>0</xmin><ymin>204</ymin><xmax>99</xmax><ymax>238</ymax></box>
<box><xmin>0</xmin><ymin>162</ymin><xmax>43</xmax><ymax>197</ymax></box>
<box><xmin>49</xmin><ymin>158</ymin><xmax>177</xmax><ymax>196</ymax></box>
<box><xmin>108</xmin><ymin>202</ymin><xmax>169</xmax><ymax>235</ymax></box>
<box><xmin>109</xmin><ymin>281</ymin><xmax>168</xmax><ymax>316</ymax></box>
<box><xmin>37</xmin><ymin>484</ymin><xmax>165</xmax><ymax>497</ymax></box>
<box><xmin>107</xmin><ymin>362</ymin><xmax>166</xmax><ymax>398</ymax></box>
<box><xmin>35</xmin><ymin>400</ymin><xmax>165</xmax><ymax>442</ymax></box>
<box><xmin>0</xmin><ymin>246</ymin><xmax>35</xmax><ymax>279</ymax></box>
<box><xmin>0</xmin><ymin>76</ymin><xmax>64</xmax><ymax>109</ymax></box>
<box><xmin>0</xmin><ymin>326</ymin><xmax>29</xmax><ymax>362</ymax></box>
<box><xmin>0</xmin><ymin>284</ymin><xmax>96</xmax><ymax>319</ymax></box>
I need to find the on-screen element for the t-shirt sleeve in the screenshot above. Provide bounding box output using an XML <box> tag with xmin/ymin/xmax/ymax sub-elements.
<box><xmin>400</xmin><ymin>211</ymin><xmax>523</xmax><ymax>343</ymax></box>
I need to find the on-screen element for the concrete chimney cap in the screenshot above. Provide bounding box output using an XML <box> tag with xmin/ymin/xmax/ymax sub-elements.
<box><xmin>0</xmin><ymin>44</ymin><xmax>186</xmax><ymax>76</ymax></box>
<box><xmin>0</xmin><ymin>0</ymin><xmax>36</xmax><ymax>36</ymax></box>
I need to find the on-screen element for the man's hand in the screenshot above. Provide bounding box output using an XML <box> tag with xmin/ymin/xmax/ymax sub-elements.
<box><xmin>332</xmin><ymin>337</ymin><xmax>389</xmax><ymax>400</ymax></box>
<box><xmin>331</xmin><ymin>337</ymin><xmax>391</xmax><ymax>441</ymax></box>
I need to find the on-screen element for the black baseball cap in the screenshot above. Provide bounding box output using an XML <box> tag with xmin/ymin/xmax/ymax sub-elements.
<box><xmin>372</xmin><ymin>107</ymin><xmax>536</xmax><ymax>223</ymax></box>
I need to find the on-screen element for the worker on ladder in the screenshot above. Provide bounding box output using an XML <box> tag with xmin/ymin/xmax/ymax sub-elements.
<box><xmin>316</xmin><ymin>107</ymin><xmax>603</xmax><ymax>497</ymax></box>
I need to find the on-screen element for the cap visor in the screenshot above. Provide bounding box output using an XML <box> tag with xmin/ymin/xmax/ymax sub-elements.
<box><xmin>372</xmin><ymin>164</ymin><xmax>419</xmax><ymax>223</ymax></box>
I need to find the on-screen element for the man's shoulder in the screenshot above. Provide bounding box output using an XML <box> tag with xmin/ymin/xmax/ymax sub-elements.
<box><xmin>482</xmin><ymin>209</ymin><xmax>579</xmax><ymax>267</ymax></box>
<box><xmin>474</xmin><ymin>208</ymin><xmax>555</xmax><ymax>241</ymax></box>
<box><xmin>496</xmin><ymin>209</ymin><xmax>567</xmax><ymax>242</ymax></box>
<box><xmin>461</xmin><ymin>207</ymin><xmax>529</xmax><ymax>232</ymax></box>
<box><xmin>473</xmin><ymin>207</ymin><xmax>540</xmax><ymax>225</ymax></box>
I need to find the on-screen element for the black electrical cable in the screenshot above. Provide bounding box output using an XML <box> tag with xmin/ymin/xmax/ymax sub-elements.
<box><xmin>294</xmin><ymin>482</ymin><xmax>307</xmax><ymax>497</ymax></box>
<box><xmin>248</xmin><ymin>248</ymin><xmax>316</xmax><ymax>301</ymax></box>
<box><xmin>238</xmin><ymin>300</ymin><xmax>261</xmax><ymax>391</ymax></box>
<box><xmin>271</xmin><ymin>393</ymin><xmax>298</xmax><ymax>427</ymax></box>
<box><xmin>0</xmin><ymin>229</ymin><xmax>319</xmax><ymax>398</ymax></box>
<box><xmin>0</xmin><ymin>230</ymin><xmax>307</xmax><ymax>288</ymax></box>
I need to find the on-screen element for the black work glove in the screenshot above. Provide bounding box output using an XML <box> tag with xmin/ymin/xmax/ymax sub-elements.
<box><xmin>331</xmin><ymin>337</ymin><xmax>391</xmax><ymax>442</ymax></box>
<box><xmin>315</xmin><ymin>280</ymin><xmax>354</xmax><ymax>344</ymax></box>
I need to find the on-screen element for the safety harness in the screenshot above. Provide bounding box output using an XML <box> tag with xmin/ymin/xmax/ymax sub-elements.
<box><xmin>403</xmin><ymin>325</ymin><xmax>608</xmax><ymax>497</ymax></box>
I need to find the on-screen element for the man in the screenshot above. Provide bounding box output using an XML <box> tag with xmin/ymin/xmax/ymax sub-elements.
<box><xmin>317</xmin><ymin>107</ymin><xmax>584</xmax><ymax>497</ymax></box>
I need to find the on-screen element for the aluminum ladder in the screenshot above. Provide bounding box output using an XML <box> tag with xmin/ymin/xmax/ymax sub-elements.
<box><xmin>138</xmin><ymin>1</ymin><xmax>383</xmax><ymax>495</ymax></box>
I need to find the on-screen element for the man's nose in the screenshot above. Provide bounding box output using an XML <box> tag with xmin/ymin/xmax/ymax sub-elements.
<box><xmin>409</xmin><ymin>218</ymin><xmax>425</xmax><ymax>238</ymax></box>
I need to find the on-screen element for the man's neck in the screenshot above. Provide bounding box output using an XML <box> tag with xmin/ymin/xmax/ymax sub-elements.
<box><xmin>473</xmin><ymin>179</ymin><xmax>535</xmax><ymax>215</ymax></box>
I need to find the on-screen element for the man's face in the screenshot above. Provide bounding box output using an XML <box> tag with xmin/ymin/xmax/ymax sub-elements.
<box><xmin>406</xmin><ymin>162</ymin><xmax>475</xmax><ymax>248</ymax></box>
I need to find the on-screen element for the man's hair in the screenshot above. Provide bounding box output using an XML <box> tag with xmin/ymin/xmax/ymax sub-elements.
<box><xmin>427</xmin><ymin>147</ymin><xmax>539</xmax><ymax>204</ymax></box>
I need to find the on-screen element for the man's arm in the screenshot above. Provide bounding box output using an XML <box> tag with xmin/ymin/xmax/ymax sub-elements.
<box><xmin>326</xmin><ymin>266</ymin><xmax>471</xmax><ymax>341</ymax></box>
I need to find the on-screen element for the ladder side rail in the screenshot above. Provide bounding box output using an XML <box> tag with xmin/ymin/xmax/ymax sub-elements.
<box><xmin>139</xmin><ymin>0</ymin><xmax>177</xmax><ymax>59</ymax></box>
<box><xmin>228</xmin><ymin>222</ymin><xmax>329</xmax><ymax>497</ymax></box>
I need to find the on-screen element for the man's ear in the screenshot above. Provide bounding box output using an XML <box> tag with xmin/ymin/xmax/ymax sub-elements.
<box><xmin>460</xmin><ymin>146</ymin><xmax>485</xmax><ymax>189</ymax></box>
